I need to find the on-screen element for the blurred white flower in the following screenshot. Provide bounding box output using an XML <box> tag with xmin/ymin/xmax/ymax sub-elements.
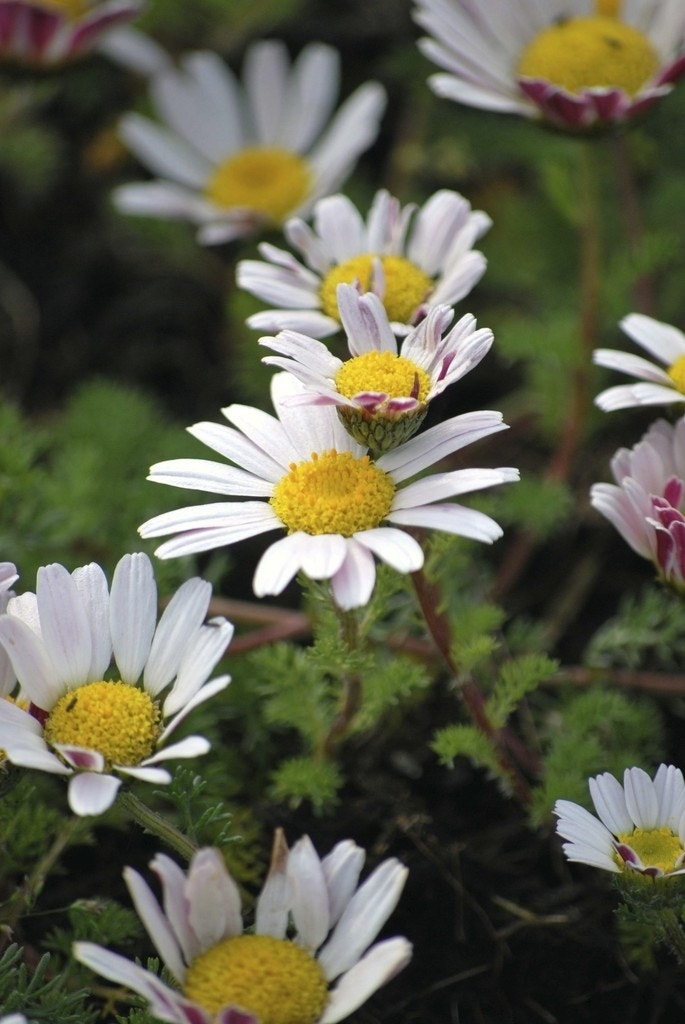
<box><xmin>413</xmin><ymin>0</ymin><xmax>685</xmax><ymax>130</ymax></box>
<box><xmin>115</xmin><ymin>41</ymin><xmax>386</xmax><ymax>245</ymax></box>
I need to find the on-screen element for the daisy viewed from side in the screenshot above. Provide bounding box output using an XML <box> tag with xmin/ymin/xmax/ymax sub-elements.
<box><xmin>412</xmin><ymin>0</ymin><xmax>685</xmax><ymax>131</ymax></box>
<box><xmin>555</xmin><ymin>764</ymin><xmax>685</xmax><ymax>877</ymax></box>
<box><xmin>236</xmin><ymin>188</ymin><xmax>491</xmax><ymax>338</ymax></box>
<box><xmin>590</xmin><ymin>416</ymin><xmax>685</xmax><ymax>591</ymax></box>
<box><xmin>260</xmin><ymin>283</ymin><xmax>494</xmax><ymax>451</ymax></box>
<box><xmin>0</xmin><ymin>553</ymin><xmax>233</xmax><ymax>815</ymax></box>
<box><xmin>0</xmin><ymin>0</ymin><xmax>142</xmax><ymax>66</ymax></box>
<box><xmin>594</xmin><ymin>313</ymin><xmax>685</xmax><ymax>411</ymax></box>
<box><xmin>75</xmin><ymin>830</ymin><xmax>412</xmax><ymax>1024</ymax></box>
<box><xmin>115</xmin><ymin>41</ymin><xmax>386</xmax><ymax>246</ymax></box>
<box><xmin>139</xmin><ymin>373</ymin><xmax>519</xmax><ymax>611</ymax></box>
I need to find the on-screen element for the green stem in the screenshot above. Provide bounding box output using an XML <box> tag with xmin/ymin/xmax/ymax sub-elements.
<box><xmin>547</xmin><ymin>138</ymin><xmax>601</xmax><ymax>481</ymax></box>
<box><xmin>658</xmin><ymin>908</ymin><xmax>685</xmax><ymax>966</ymax></box>
<box><xmin>0</xmin><ymin>814</ymin><xmax>85</xmax><ymax>951</ymax></box>
<box><xmin>118</xmin><ymin>791</ymin><xmax>197</xmax><ymax>862</ymax></box>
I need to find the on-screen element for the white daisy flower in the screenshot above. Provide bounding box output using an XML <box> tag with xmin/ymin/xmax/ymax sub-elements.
<box><xmin>74</xmin><ymin>830</ymin><xmax>412</xmax><ymax>1024</ymax></box>
<box><xmin>0</xmin><ymin>553</ymin><xmax>233</xmax><ymax>816</ymax></box>
<box><xmin>412</xmin><ymin>0</ymin><xmax>685</xmax><ymax>131</ymax></box>
<box><xmin>138</xmin><ymin>373</ymin><xmax>519</xmax><ymax>611</ymax></box>
<box><xmin>236</xmin><ymin>188</ymin><xmax>491</xmax><ymax>338</ymax></box>
<box><xmin>114</xmin><ymin>41</ymin><xmax>387</xmax><ymax>246</ymax></box>
<box><xmin>0</xmin><ymin>0</ymin><xmax>141</xmax><ymax>66</ymax></box>
<box><xmin>594</xmin><ymin>313</ymin><xmax>685</xmax><ymax>411</ymax></box>
<box><xmin>259</xmin><ymin>283</ymin><xmax>494</xmax><ymax>451</ymax></box>
<box><xmin>590</xmin><ymin>416</ymin><xmax>685</xmax><ymax>591</ymax></box>
<box><xmin>555</xmin><ymin>764</ymin><xmax>685</xmax><ymax>877</ymax></box>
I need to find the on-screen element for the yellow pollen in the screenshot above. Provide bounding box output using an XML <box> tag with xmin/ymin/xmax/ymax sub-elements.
<box><xmin>205</xmin><ymin>147</ymin><xmax>312</xmax><ymax>223</ymax></box>
<box><xmin>270</xmin><ymin>449</ymin><xmax>395</xmax><ymax>536</ymax></box>
<box><xmin>667</xmin><ymin>355</ymin><xmax>685</xmax><ymax>395</ymax></box>
<box><xmin>596</xmin><ymin>0</ymin><xmax>621</xmax><ymax>15</ymax></box>
<box><xmin>184</xmin><ymin>934</ymin><xmax>329</xmax><ymax>1024</ymax></box>
<box><xmin>336</xmin><ymin>350</ymin><xmax>431</xmax><ymax>405</ymax></box>
<box><xmin>617</xmin><ymin>826</ymin><xmax>684</xmax><ymax>874</ymax></box>
<box><xmin>517</xmin><ymin>16</ymin><xmax>658</xmax><ymax>97</ymax></box>
<box><xmin>319</xmin><ymin>255</ymin><xmax>434</xmax><ymax>325</ymax></box>
<box><xmin>27</xmin><ymin>0</ymin><xmax>88</xmax><ymax>18</ymax></box>
<box><xmin>44</xmin><ymin>681</ymin><xmax>160</xmax><ymax>768</ymax></box>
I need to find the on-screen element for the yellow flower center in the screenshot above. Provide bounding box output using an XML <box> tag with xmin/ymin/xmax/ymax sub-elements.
<box><xmin>205</xmin><ymin>147</ymin><xmax>312</xmax><ymax>223</ymax></box>
<box><xmin>517</xmin><ymin>15</ymin><xmax>658</xmax><ymax>97</ymax></box>
<box><xmin>336</xmin><ymin>350</ymin><xmax>431</xmax><ymax>405</ymax></box>
<box><xmin>184</xmin><ymin>934</ymin><xmax>329</xmax><ymax>1024</ymax></box>
<box><xmin>27</xmin><ymin>0</ymin><xmax>88</xmax><ymax>18</ymax></box>
<box><xmin>270</xmin><ymin>449</ymin><xmax>395</xmax><ymax>536</ymax></box>
<box><xmin>44</xmin><ymin>681</ymin><xmax>160</xmax><ymax>768</ymax></box>
<box><xmin>667</xmin><ymin>355</ymin><xmax>685</xmax><ymax>394</ymax></box>
<box><xmin>617</xmin><ymin>826</ymin><xmax>685</xmax><ymax>874</ymax></box>
<box><xmin>319</xmin><ymin>255</ymin><xmax>433</xmax><ymax>325</ymax></box>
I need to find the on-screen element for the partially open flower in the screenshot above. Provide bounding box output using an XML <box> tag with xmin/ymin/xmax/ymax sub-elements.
<box><xmin>75</xmin><ymin>831</ymin><xmax>412</xmax><ymax>1024</ymax></box>
<box><xmin>0</xmin><ymin>553</ymin><xmax>232</xmax><ymax>815</ymax></box>
<box><xmin>555</xmin><ymin>765</ymin><xmax>685</xmax><ymax>877</ymax></box>
<box><xmin>0</xmin><ymin>0</ymin><xmax>141</xmax><ymax>66</ymax></box>
<box><xmin>412</xmin><ymin>0</ymin><xmax>685</xmax><ymax>131</ymax></box>
<box><xmin>114</xmin><ymin>41</ymin><xmax>386</xmax><ymax>245</ymax></box>
<box><xmin>590</xmin><ymin>416</ymin><xmax>685</xmax><ymax>591</ymax></box>
<box><xmin>260</xmin><ymin>283</ymin><xmax>494</xmax><ymax>451</ymax></box>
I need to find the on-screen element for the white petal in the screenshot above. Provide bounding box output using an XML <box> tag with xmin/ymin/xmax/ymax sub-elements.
<box><xmin>162</xmin><ymin>618</ymin><xmax>233</xmax><ymax>717</ymax></box>
<box><xmin>329</xmin><ymin>540</ymin><xmax>377</xmax><ymax>610</ymax></box>
<box><xmin>124</xmin><ymin>865</ymin><xmax>187</xmax><ymax>981</ymax></box>
<box><xmin>354</xmin><ymin>527</ymin><xmax>424</xmax><ymax>573</ymax></box>
<box><xmin>0</xmin><ymin>615</ymin><xmax>61</xmax><ymax>709</ymax></box>
<box><xmin>144</xmin><ymin>577</ymin><xmax>212</xmax><ymax>696</ymax></box>
<box><xmin>110</xmin><ymin>553</ymin><xmax>157</xmax><ymax>684</ymax></box>
<box><xmin>320</xmin><ymin>937</ymin><xmax>412</xmax><ymax>1024</ymax></box>
<box><xmin>317</xmin><ymin>859</ymin><xmax>408</xmax><ymax>980</ymax></box>
<box><xmin>387</xmin><ymin>503</ymin><xmax>504</xmax><ymax>543</ymax></box>
<box><xmin>158</xmin><ymin>676</ymin><xmax>230</xmax><ymax>743</ymax></box>
<box><xmin>186</xmin><ymin>848</ymin><xmax>243</xmax><ymax>948</ymax></box>
<box><xmin>37</xmin><ymin>563</ymin><xmax>92</xmax><ymax>688</ymax></box>
<box><xmin>623</xmin><ymin>766</ymin><xmax>659</xmax><ymax>829</ymax></box>
<box><xmin>589</xmin><ymin>774</ymin><xmax>633</xmax><ymax>835</ymax></box>
<box><xmin>288</xmin><ymin>835</ymin><xmax>330</xmax><ymax>951</ymax></box>
<box><xmin>322</xmin><ymin>840</ymin><xmax>365</xmax><ymax>927</ymax></box>
<box><xmin>71</xmin><ymin>563</ymin><xmax>112</xmax><ymax>681</ymax></box>
<box><xmin>151</xmin><ymin>852</ymin><xmax>202</xmax><ymax>964</ymax></box>
<box><xmin>118</xmin><ymin>112</ymin><xmax>210</xmax><ymax>188</ymax></box>
<box><xmin>67</xmin><ymin>772</ymin><xmax>121</xmax><ymax>815</ymax></box>
<box><xmin>621</xmin><ymin>312</ymin><xmax>685</xmax><ymax>365</ymax></box>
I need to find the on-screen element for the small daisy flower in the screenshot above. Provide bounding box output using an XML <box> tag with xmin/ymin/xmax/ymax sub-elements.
<box><xmin>114</xmin><ymin>41</ymin><xmax>386</xmax><ymax>246</ymax></box>
<box><xmin>0</xmin><ymin>0</ymin><xmax>141</xmax><ymax>66</ymax></box>
<box><xmin>0</xmin><ymin>553</ymin><xmax>233</xmax><ymax>815</ymax></box>
<box><xmin>555</xmin><ymin>764</ymin><xmax>685</xmax><ymax>877</ymax></box>
<box><xmin>260</xmin><ymin>282</ymin><xmax>494</xmax><ymax>451</ymax></box>
<box><xmin>594</xmin><ymin>314</ymin><xmax>685</xmax><ymax>411</ymax></box>
<box><xmin>138</xmin><ymin>373</ymin><xmax>519</xmax><ymax>611</ymax></box>
<box><xmin>590</xmin><ymin>416</ymin><xmax>685</xmax><ymax>591</ymax></box>
<box><xmin>236</xmin><ymin>188</ymin><xmax>491</xmax><ymax>338</ymax></box>
<box><xmin>412</xmin><ymin>0</ymin><xmax>685</xmax><ymax>131</ymax></box>
<box><xmin>75</xmin><ymin>831</ymin><xmax>412</xmax><ymax>1024</ymax></box>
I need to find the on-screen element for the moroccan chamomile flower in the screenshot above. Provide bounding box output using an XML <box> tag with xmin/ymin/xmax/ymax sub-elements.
<box><xmin>139</xmin><ymin>373</ymin><xmax>519</xmax><ymax>611</ymax></box>
<box><xmin>555</xmin><ymin>764</ymin><xmax>685</xmax><ymax>877</ymax></box>
<box><xmin>75</xmin><ymin>831</ymin><xmax>412</xmax><ymax>1024</ymax></box>
<box><xmin>114</xmin><ymin>41</ymin><xmax>386</xmax><ymax>246</ymax></box>
<box><xmin>590</xmin><ymin>416</ymin><xmax>685</xmax><ymax>592</ymax></box>
<box><xmin>236</xmin><ymin>188</ymin><xmax>491</xmax><ymax>338</ymax></box>
<box><xmin>594</xmin><ymin>313</ymin><xmax>685</xmax><ymax>411</ymax></box>
<box><xmin>412</xmin><ymin>0</ymin><xmax>685</xmax><ymax>131</ymax></box>
<box><xmin>0</xmin><ymin>0</ymin><xmax>141</xmax><ymax>65</ymax></box>
<box><xmin>0</xmin><ymin>553</ymin><xmax>233</xmax><ymax>815</ymax></box>
<box><xmin>260</xmin><ymin>282</ymin><xmax>494</xmax><ymax>451</ymax></box>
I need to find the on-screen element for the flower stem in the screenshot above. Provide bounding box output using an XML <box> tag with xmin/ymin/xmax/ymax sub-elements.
<box><xmin>118</xmin><ymin>790</ymin><xmax>197</xmax><ymax>861</ymax></box>
<box><xmin>412</xmin><ymin>566</ymin><xmax>538</xmax><ymax>804</ymax></box>
<box><xmin>0</xmin><ymin>814</ymin><xmax>85</xmax><ymax>951</ymax></box>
